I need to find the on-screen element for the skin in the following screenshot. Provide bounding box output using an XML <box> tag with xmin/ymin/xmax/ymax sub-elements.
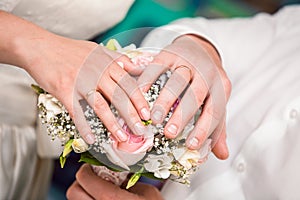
<box><xmin>0</xmin><ymin>10</ymin><xmax>151</xmax><ymax>144</ymax></box>
<box><xmin>66</xmin><ymin>164</ymin><xmax>163</xmax><ymax>200</ymax></box>
<box><xmin>1</xmin><ymin>8</ymin><xmax>231</xmax><ymax>199</ymax></box>
<box><xmin>67</xmin><ymin>35</ymin><xmax>231</xmax><ymax>199</ymax></box>
<box><xmin>138</xmin><ymin>34</ymin><xmax>231</xmax><ymax>158</ymax></box>
<box><xmin>0</xmin><ymin>10</ymin><xmax>230</xmax><ymax>157</ymax></box>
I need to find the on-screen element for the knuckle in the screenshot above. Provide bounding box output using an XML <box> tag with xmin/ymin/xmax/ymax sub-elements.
<box><xmin>128</xmin><ymin>110</ymin><xmax>139</xmax><ymax>122</ymax></box>
<box><xmin>93</xmin><ymin>97</ymin><xmax>108</xmax><ymax>112</ymax></box>
<box><xmin>153</xmin><ymin>102</ymin><xmax>168</xmax><ymax>116</ymax></box>
<box><xmin>223</xmin><ymin>78</ymin><xmax>232</xmax><ymax>98</ymax></box>
<box><xmin>109</xmin><ymin>123</ymin><xmax>121</xmax><ymax>134</ymax></box>
<box><xmin>75</xmin><ymin>170</ymin><xmax>82</xmax><ymax>182</ymax></box>
<box><xmin>152</xmin><ymin>55</ymin><xmax>167</xmax><ymax>66</ymax></box>
<box><xmin>190</xmin><ymin>87</ymin><xmax>206</xmax><ymax>105</ymax></box>
<box><xmin>205</xmin><ymin>105</ymin><xmax>222</xmax><ymax>121</ymax></box>
<box><xmin>111</xmin><ymin>88</ymin><xmax>125</xmax><ymax>103</ymax></box>
<box><xmin>65</xmin><ymin>188</ymin><xmax>73</xmax><ymax>199</ymax></box>
<box><xmin>128</xmin><ymin>87</ymin><xmax>142</xmax><ymax>101</ymax></box>
<box><xmin>164</xmin><ymin>83</ymin><xmax>185</xmax><ymax>98</ymax></box>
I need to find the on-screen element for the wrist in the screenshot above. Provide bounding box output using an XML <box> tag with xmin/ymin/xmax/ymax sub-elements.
<box><xmin>12</xmin><ymin>26</ymin><xmax>56</xmax><ymax>72</ymax></box>
<box><xmin>174</xmin><ymin>34</ymin><xmax>222</xmax><ymax>68</ymax></box>
<box><xmin>0</xmin><ymin>11</ymin><xmax>54</xmax><ymax>70</ymax></box>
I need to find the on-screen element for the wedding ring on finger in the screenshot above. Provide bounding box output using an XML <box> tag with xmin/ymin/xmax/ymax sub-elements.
<box><xmin>85</xmin><ymin>89</ymin><xmax>97</xmax><ymax>99</ymax></box>
<box><xmin>174</xmin><ymin>65</ymin><xmax>193</xmax><ymax>79</ymax></box>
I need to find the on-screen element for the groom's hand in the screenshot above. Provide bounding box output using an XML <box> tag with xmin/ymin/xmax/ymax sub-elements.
<box><xmin>138</xmin><ymin>34</ymin><xmax>231</xmax><ymax>159</ymax></box>
<box><xmin>66</xmin><ymin>164</ymin><xmax>163</xmax><ymax>200</ymax></box>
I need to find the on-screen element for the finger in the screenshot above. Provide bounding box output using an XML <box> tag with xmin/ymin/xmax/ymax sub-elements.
<box><xmin>137</xmin><ymin>63</ymin><xmax>168</xmax><ymax>93</ymax></box>
<box><xmin>185</xmin><ymin>75</ymin><xmax>227</xmax><ymax>149</ymax></box>
<box><xmin>66</xmin><ymin>181</ymin><xmax>93</xmax><ymax>200</ymax></box>
<box><xmin>109</xmin><ymin>63</ymin><xmax>150</xmax><ymax>120</ymax></box>
<box><xmin>211</xmin><ymin>121</ymin><xmax>229</xmax><ymax>160</ymax></box>
<box><xmin>151</xmin><ymin>65</ymin><xmax>192</xmax><ymax>124</ymax></box>
<box><xmin>163</xmin><ymin>75</ymin><xmax>208</xmax><ymax>138</ymax></box>
<box><xmin>84</xmin><ymin>91</ymin><xmax>128</xmax><ymax>142</ymax></box>
<box><xmin>137</xmin><ymin>48</ymin><xmax>176</xmax><ymax>93</ymax></box>
<box><xmin>76</xmin><ymin>164</ymin><xmax>141</xmax><ymax>200</ymax></box>
<box><xmin>104</xmin><ymin>49</ymin><xmax>145</xmax><ymax>76</ymax></box>
<box><xmin>185</xmin><ymin>96</ymin><xmax>221</xmax><ymax>150</ymax></box>
<box><xmin>163</xmin><ymin>88</ymin><xmax>201</xmax><ymax>139</ymax></box>
<box><xmin>115</xmin><ymin>55</ymin><xmax>145</xmax><ymax>76</ymax></box>
<box><xmin>71</xmin><ymin>99</ymin><xmax>95</xmax><ymax>144</ymax></box>
<box><xmin>128</xmin><ymin>182</ymin><xmax>163</xmax><ymax>200</ymax></box>
<box><xmin>100</xmin><ymin>79</ymin><xmax>151</xmax><ymax>136</ymax></box>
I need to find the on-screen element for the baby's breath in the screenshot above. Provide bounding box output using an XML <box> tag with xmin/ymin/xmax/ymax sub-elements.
<box><xmin>38</xmin><ymin>103</ymin><xmax>77</xmax><ymax>144</ymax></box>
<box><xmin>36</xmin><ymin>45</ymin><xmax>211</xmax><ymax>187</ymax></box>
<box><xmin>83</xmin><ymin>104</ymin><xmax>113</xmax><ymax>153</ymax></box>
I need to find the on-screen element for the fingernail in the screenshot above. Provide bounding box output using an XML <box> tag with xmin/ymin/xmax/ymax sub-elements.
<box><xmin>134</xmin><ymin>122</ymin><xmax>147</xmax><ymax>135</ymax></box>
<box><xmin>152</xmin><ymin>110</ymin><xmax>163</xmax><ymax>122</ymax></box>
<box><xmin>116</xmin><ymin>130</ymin><xmax>128</xmax><ymax>142</ymax></box>
<box><xmin>117</xmin><ymin>61</ymin><xmax>124</xmax><ymax>68</ymax></box>
<box><xmin>167</xmin><ymin>124</ymin><xmax>178</xmax><ymax>135</ymax></box>
<box><xmin>141</xmin><ymin>107</ymin><xmax>150</xmax><ymax>120</ymax></box>
<box><xmin>189</xmin><ymin>137</ymin><xmax>199</xmax><ymax>148</ymax></box>
<box><xmin>85</xmin><ymin>134</ymin><xmax>95</xmax><ymax>144</ymax></box>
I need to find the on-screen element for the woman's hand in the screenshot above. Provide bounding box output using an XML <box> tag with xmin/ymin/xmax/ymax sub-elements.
<box><xmin>138</xmin><ymin>34</ymin><xmax>231</xmax><ymax>159</ymax></box>
<box><xmin>0</xmin><ymin>11</ymin><xmax>151</xmax><ymax>144</ymax></box>
<box><xmin>24</xmin><ymin>37</ymin><xmax>152</xmax><ymax>144</ymax></box>
<box><xmin>66</xmin><ymin>164</ymin><xmax>163</xmax><ymax>200</ymax></box>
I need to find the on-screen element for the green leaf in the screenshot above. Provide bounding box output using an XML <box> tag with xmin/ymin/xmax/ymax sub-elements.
<box><xmin>59</xmin><ymin>153</ymin><xmax>67</xmax><ymax>168</ymax></box>
<box><xmin>31</xmin><ymin>84</ymin><xmax>46</xmax><ymax>94</ymax></box>
<box><xmin>142</xmin><ymin>119</ymin><xmax>152</xmax><ymax>126</ymax></box>
<box><xmin>63</xmin><ymin>139</ymin><xmax>74</xmax><ymax>157</ymax></box>
<box><xmin>79</xmin><ymin>152</ymin><xmax>123</xmax><ymax>172</ymax></box>
<box><xmin>79</xmin><ymin>152</ymin><xmax>103</xmax><ymax>166</ymax></box>
<box><xmin>126</xmin><ymin>167</ymin><xmax>144</xmax><ymax>189</ymax></box>
<box><xmin>105</xmin><ymin>39</ymin><xmax>118</xmax><ymax>51</ymax></box>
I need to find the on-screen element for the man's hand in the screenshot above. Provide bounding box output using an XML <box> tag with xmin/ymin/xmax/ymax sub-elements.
<box><xmin>138</xmin><ymin>34</ymin><xmax>231</xmax><ymax>159</ymax></box>
<box><xmin>66</xmin><ymin>164</ymin><xmax>163</xmax><ymax>200</ymax></box>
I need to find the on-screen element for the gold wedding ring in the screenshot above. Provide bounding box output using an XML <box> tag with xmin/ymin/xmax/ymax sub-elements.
<box><xmin>174</xmin><ymin>65</ymin><xmax>193</xmax><ymax>79</ymax></box>
<box><xmin>85</xmin><ymin>89</ymin><xmax>97</xmax><ymax>99</ymax></box>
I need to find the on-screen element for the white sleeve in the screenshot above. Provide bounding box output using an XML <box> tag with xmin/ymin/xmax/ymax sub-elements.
<box><xmin>141</xmin><ymin>5</ymin><xmax>300</xmax><ymax>82</ymax></box>
<box><xmin>0</xmin><ymin>0</ymin><xmax>20</xmax><ymax>12</ymax></box>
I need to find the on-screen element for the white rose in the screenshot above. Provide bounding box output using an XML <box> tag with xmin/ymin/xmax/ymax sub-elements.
<box><xmin>144</xmin><ymin>154</ymin><xmax>173</xmax><ymax>179</ymax></box>
<box><xmin>38</xmin><ymin>94</ymin><xmax>64</xmax><ymax>121</ymax></box>
<box><xmin>173</xmin><ymin>139</ymin><xmax>212</xmax><ymax>170</ymax></box>
<box><xmin>72</xmin><ymin>138</ymin><xmax>89</xmax><ymax>153</ymax></box>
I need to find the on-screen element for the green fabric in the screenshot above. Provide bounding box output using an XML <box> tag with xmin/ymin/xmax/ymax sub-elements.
<box><xmin>94</xmin><ymin>0</ymin><xmax>257</xmax><ymax>45</ymax></box>
<box><xmin>94</xmin><ymin>0</ymin><xmax>196</xmax><ymax>44</ymax></box>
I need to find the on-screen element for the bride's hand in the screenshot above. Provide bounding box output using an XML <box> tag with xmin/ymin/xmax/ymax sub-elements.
<box><xmin>27</xmin><ymin>37</ymin><xmax>152</xmax><ymax>143</ymax></box>
<box><xmin>138</xmin><ymin>34</ymin><xmax>231</xmax><ymax>159</ymax></box>
<box><xmin>1</xmin><ymin>10</ymin><xmax>151</xmax><ymax>144</ymax></box>
<box><xmin>66</xmin><ymin>164</ymin><xmax>163</xmax><ymax>200</ymax></box>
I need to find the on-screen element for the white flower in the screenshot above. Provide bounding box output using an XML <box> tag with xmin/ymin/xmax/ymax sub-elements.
<box><xmin>144</xmin><ymin>154</ymin><xmax>173</xmax><ymax>179</ymax></box>
<box><xmin>72</xmin><ymin>138</ymin><xmax>89</xmax><ymax>153</ymax></box>
<box><xmin>172</xmin><ymin>139</ymin><xmax>212</xmax><ymax>170</ymax></box>
<box><xmin>38</xmin><ymin>94</ymin><xmax>63</xmax><ymax>121</ymax></box>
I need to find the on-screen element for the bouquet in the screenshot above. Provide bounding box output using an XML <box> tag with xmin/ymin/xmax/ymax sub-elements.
<box><xmin>32</xmin><ymin>39</ymin><xmax>212</xmax><ymax>189</ymax></box>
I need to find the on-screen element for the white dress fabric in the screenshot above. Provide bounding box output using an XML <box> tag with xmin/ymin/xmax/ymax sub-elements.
<box><xmin>142</xmin><ymin>5</ymin><xmax>300</xmax><ymax>200</ymax></box>
<box><xmin>0</xmin><ymin>1</ymin><xmax>133</xmax><ymax>199</ymax></box>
